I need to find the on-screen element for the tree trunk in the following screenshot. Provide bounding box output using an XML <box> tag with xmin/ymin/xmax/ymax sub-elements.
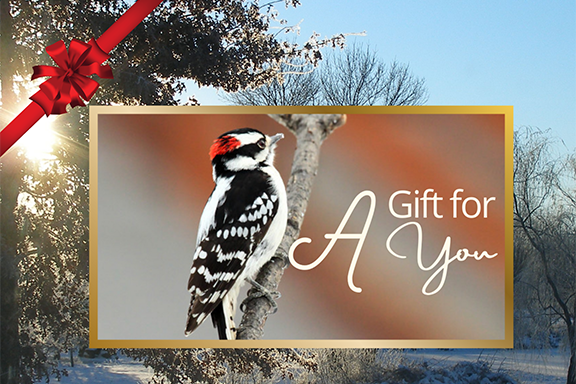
<box><xmin>1</xmin><ymin>153</ymin><xmax>23</xmax><ymax>384</ymax></box>
<box><xmin>237</xmin><ymin>114</ymin><xmax>346</xmax><ymax>339</ymax></box>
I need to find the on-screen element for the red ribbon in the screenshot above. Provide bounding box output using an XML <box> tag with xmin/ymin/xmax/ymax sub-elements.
<box><xmin>1</xmin><ymin>0</ymin><xmax>164</xmax><ymax>156</ymax></box>
<box><xmin>30</xmin><ymin>38</ymin><xmax>113</xmax><ymax>116</ymax></box>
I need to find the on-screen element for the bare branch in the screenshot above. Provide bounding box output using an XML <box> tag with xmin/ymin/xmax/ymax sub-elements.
<box><xmin>319</xmin><ymin>44</ymin><xmax>428</xmax><ymax>106</ymax></box>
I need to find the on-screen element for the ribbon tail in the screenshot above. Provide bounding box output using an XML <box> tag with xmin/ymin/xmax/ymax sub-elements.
<box><xmin>52</xmin><ymin>82</ymin><xmax>72</xmax><ymax>114</ymax></box>
<box><xmin>71</xmin><ymin>75</ymin><xmax>100</xmax><ymax>100</ymax></box>
<box><xmin>30</xmin><ymin>77</ymin><xmax>65</xmax><ymax>115</ymax></box>
<box><xmin>69</xmin><ymin>88</ymin><xmax>87</xmax><ymax>109</ymax></box>
<box><xmin>38</xmin><ymin>77</ymin><xmax>65</xmax><ymax>100</ymax></box>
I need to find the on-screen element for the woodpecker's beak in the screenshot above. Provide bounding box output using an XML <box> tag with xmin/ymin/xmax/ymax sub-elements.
<box><xmin>269</xmin><ymin>133</ymin><xmax>284</xmax><ymax>146</ymax></box>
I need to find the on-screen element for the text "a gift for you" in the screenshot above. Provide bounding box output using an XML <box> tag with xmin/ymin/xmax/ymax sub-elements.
<box><xmin>288</xmin><ymin>189</ymin><xmax>498</xmax><ymax>295</ymax></box>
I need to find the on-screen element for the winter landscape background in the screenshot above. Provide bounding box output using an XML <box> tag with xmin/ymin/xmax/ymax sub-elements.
<box><xmin>1</xmin><ymin>1</ymin><xmax>574</xmax><ymax>383</ymax></box>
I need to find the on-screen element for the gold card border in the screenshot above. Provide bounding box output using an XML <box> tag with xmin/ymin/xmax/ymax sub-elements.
<box><xmin>89</xmin><ymin>105</ymin><xmax>514</xmax><ymax>348</ymax></box>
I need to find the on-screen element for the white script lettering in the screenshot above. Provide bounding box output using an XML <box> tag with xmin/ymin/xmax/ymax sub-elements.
<box><xmin>385</xmin><ymin>221</ymin><xmax>498</xmax><ymax>295</ymax></box>
<box><xmin>289</xmin><ymin>190</ymin><xmax>376</xmax><ymax>293</ymax></box>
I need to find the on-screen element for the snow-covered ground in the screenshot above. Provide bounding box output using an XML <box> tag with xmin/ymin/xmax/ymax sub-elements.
<box><xmin>405</xmin><ymin>349</ymin><xmax>570</xmax><ymax>384</ymax></box>
<box><xmin>58</xmin><ymin>356</ymin><xmax>154</xmax><ymax>384</ymax></box>
<box><xmin>57</xmin><ymin>349</ymin><xmax>570</xmax><ymax>383</ymax></box>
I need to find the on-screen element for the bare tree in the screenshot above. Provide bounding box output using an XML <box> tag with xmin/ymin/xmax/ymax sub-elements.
<box><xmin>223</xmin><ymin>60</ymin><xmax>321</xmax><ymax>106</ymax></box>
<box><xmin>223</xmin><ymin>43</ymin><xmax>428</xmax><ymax>107</ymax></box>
<box><xmin>513</xmin><ymin>128</ymin><xmax>576</xmax><ymax>384</ymax></box>
<box><xmin>379</xmin><ymin>60</ymin><xmax>429</xmax><ymax>106</ymax></box>
<box><xmin>319</xmin><ymin>43</ymin><xmax>428</xmax><ymax>106</ymax></box>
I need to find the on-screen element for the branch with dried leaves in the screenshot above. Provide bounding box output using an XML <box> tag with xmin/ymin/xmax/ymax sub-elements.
<box><xmin>237</xmin><ymin>113</ymin><xmax>347</xmax><ymax>339</ymax></box>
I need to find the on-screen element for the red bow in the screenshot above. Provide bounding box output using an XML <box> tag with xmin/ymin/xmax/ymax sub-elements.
<box><xmin>30</xmin><ymin>38</ymin><xmax>114</xmax><ymax>116</ymax></box>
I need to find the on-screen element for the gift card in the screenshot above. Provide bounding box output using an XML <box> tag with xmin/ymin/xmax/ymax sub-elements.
<box><xmin>90</xmin><ymin>106</ymin><xmax>512</xmax><ymax>348</ymax></box>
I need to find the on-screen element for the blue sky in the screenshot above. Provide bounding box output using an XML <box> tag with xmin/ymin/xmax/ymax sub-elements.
<box><xmin>187</xmin><ymin>1</ymin><xmax>575</xmax><ymax>151</ymax></box>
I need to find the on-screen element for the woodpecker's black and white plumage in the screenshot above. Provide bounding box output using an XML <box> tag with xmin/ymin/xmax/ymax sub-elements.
<box><xmin>185</xmin><ymin>128</ymin><xmax>287</xmax><ymax>340</ymax></box>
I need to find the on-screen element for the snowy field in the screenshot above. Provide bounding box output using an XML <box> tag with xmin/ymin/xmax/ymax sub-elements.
<box><xmin>405</xmin><ymin>349</ymin><xmax>569</xmax><ymax>384</ymax></box>
<box><xmin>57</xmin><ymin>349</ymin><xmax>570</xmax><ymax>383</ymax></box>
<box><xmin>58</xmin><ymin>356</ymin><xmax>154</xmax><ymax>384</ymax></box>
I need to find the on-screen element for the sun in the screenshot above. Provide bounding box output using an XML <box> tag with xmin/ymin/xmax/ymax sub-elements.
<box><xmin>18</xmin><ymin>117</ymin><xmax>57</xmax><ymax>161</ymax></box>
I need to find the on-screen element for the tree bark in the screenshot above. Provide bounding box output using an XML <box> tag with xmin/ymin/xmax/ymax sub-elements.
<box><xmin>237</xmin><ymin>114</ymin><xmax>346</xmax><ymax>340</ymax></box>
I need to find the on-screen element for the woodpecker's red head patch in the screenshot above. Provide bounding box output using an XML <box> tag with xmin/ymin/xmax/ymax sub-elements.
<box><xmin>209</xmin><ymin>135</ymin><xmax>241</xmax><ymax>160</ymax></box>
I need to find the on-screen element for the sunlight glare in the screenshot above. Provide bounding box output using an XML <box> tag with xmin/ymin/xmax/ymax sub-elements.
<box><xmin>18</xmin><ymin>118</ymin><xmax>57</xmax><ymax>161</ymax></box>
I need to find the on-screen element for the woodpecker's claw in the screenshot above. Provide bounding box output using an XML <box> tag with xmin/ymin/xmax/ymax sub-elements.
<box><xmin>240</xmin><ymin>277</ymin><xmax>280</xmax><ymax>314</ymax></box>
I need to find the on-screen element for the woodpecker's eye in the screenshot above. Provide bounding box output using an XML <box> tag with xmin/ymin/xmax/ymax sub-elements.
<box><xmin>257</xmin><ymin>138</ymin><xmax>266</xmax><ymax>149</ymax></box>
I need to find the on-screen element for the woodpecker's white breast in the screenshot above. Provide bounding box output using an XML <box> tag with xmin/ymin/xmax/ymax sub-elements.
<box><xmin>196</xmin><ymin>176</ymin><xmax>233</xmax><ymax>247</ymax></box>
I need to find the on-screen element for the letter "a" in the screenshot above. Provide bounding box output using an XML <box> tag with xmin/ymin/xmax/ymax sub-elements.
<box><xmin>289</xmin><ymin>190</ymin><xmax>376</xmax><ymax>293</ymax></box>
